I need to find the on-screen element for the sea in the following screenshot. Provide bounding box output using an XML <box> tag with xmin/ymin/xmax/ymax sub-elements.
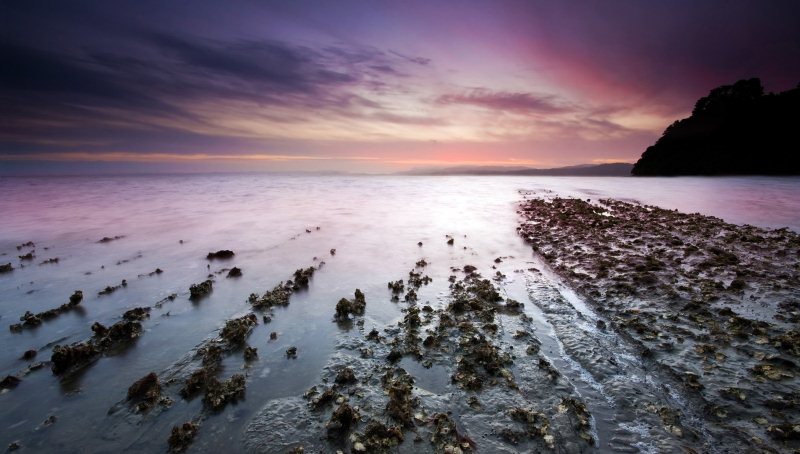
<box><xmin>1</xmin><ymin>174</ymin><xmax>799</xmax><ymax>452</ymax></box>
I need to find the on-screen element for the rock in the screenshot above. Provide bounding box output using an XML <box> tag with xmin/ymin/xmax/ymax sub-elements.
<box><xmin>97</xmin><ymin>236</ymin><xmax>124</xmax><ymax>243</ymax></box>
<box><xmin>20</xmin><ymin>311</ymin><xmax>42</xmax><ymax>327</ymax></box>
<box><xmin>326</xmin><ymin>402</ymin><xmax>358</xmax><ymax>439</ymax></box>
<box><xmin>354</xmin><ymin>420</ymin><xmax>404</xmax><ymax>451</ymax></box>
<box><xmin>206</xmin><ymin>250</ymin><xmax>235</xmax><ymax>260</ymax></box>
<box><xmin>244</xmin><ymin>346</ymin><xmax>258</xmax><ymax>361</ymax></box>
<box><xmin>249</xmin><ymin>283</ymin><xmax>292</xmax><ymax>309</ymax></box>
<box><xmin>168</xmin><ymin>421</ymin><xmax>198</xmax><ymax>452</ymax></box>
<box><xmin>16</xmin><ymin>241</ymin><xmax>34</xmax><ymax>250</ymax></box>
<box><xmin>226</xmin><ymin>267</ymin><xmax>242</xmax><ymax>278</ymax></box>
<box><xmin>334</xmin><ymin>289</ymin><xmax>367</xmax><ymax>320</ymax></box>
<box><xmin>386</xmin><ymin>349</ymin><xmax>402</xmax><ymax>363</ymax></box>
<box><xmin>0</xmin><ymin>263</ymin><xmax>13</xmax><ymax>273</ymax></box>
<box><xmin>51</xmin><ymin>342</ymin><xmax>99</xmax><ymax>374</ymax></box>
<box><xmin>766</xmin><ymin>423</ymin><xmax>800</xmax><ymax>440</ymax></box>
<box><xmin>68</xmin><ymin>290</ymin><xmax>83</xmax><ymax>306</ymax></box>
<box><xmin>385</xmin><ymin>372</ymin><xmax>415</xmax><ymax>426</ymax></box>
<box><xmin>220</xmin><ymin>313</ymin><xmax>258</xmax><ymax>345</ymax></box>
<box><xmin>98</xmin><ymin>280</ymin><xmax>127</xmax><ymax>296</ymax></box>
<box><xmin>204</xmin><ymin>374</ymin><xmax>246</xmax><ymax>411</ymax></box>
<box><xmin>41</xmin><ymin>415</ymin><xmax>57</xmax><ymax>427</ymax></box>
<box><xmin>270</xmin><ymin>331</ymin><xmax>278</xmax><ymax>340</ymax></box>
<box><xmin>291</xmin><ymin>267</ymin><xmax>316</xmax><ymax>290</ymax></box>
<box><xmin>1</xmin><ymin>375</ymin><xmax>21</xmax><ymax>389</ymax></box>
<box><xmin>97</xmin><ymin>320</ymin><xmax>143</xmax><ymax>347</ymax></box>
<box><xmin>18</xmin><ymin>252</ymin><xmax>35</xmax><ymax>261</ymax></box>
<box><xmin>21</xmin><ymin>349</ymin><xmax>36</xmax><ymax>360</ymax></box>
<box><xmin>286</xmin><ymin>346</ymin><xmax>298</xmax><ymax>358</ymax></box>
<box><xmin>334</xmin><ymin>367</ymin><xmax>357</xmax><ymax>385</ymax></box>
<box><xmin>387</xmin><ymin>280</ymin><xmax>404</xmax><ymax>295</ymax></box>
<box><xmin>180</xmin><ymin>369</ymin><xmax>211</xmax><ymax>398</ymax></box>
<box><xmin>189</xmin><ymin>280</ymin><xmax>213</xmax><ymax>299</ymax></box>
<box><xmin>122</xmin><ymin>307</ymin><xmax>151</xmax><ymax>321</ymax></box>
<box><xmin>127</xmin><ymin>372</ymin><xmax>161</xmax><ymax>412</ymax></box>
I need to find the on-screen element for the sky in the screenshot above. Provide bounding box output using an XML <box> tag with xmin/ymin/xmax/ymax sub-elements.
<box><xmin>1</xmin><ymin>0</ymin><xmax>799</xmax><ymax>174</ymax></box>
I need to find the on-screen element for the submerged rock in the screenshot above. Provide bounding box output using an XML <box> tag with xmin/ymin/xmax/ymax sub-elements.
<box><xmin>98</xmin><ymin>280</ymin><xmax>128</xmax><ymax>296</ymax></box>
<box><xmin>97</xmin><ymin>235</ymin><xmax>124</xmax><ymax>243</ymax></box>
<box><xmin>206</xmin><ymin>250</ymin><xmax>235</xmax><ymax>260</ymax></box>
<box><xmin>1</xmin><ymin>375</ymin><xmax>21</xmax><ymax>390</ymax></box>
<box><xmin>244</xmin><ymin>346</ymin><xmax>258</xmax><ymax>361</ymax></box>
<box><xmin>204</xmin><ymin>374</ymin><xmax>246</xmax><ymax>411</ymax></box>
<box><xmin>122</xmin><ymin>307</ymin><xmax>151</xmax><ymax>321</ymax></box>
<box><xmin>220</xmin><ymin>313</ymin><xmax>258</xmax><ymax>345</ymax></box>
<box><xmin>767</xmin><ymin>423</ymin><xmax>800</xmax><ymax>440</ymax></box>
<box><xmin>384</xmin><ymin>370</ymin><xmax>415</xmax><ymax>427</ymax></box>
<box><xmin>335</xmin><ymin>289</ymin><xmax>367</xmax><ymax>320</ymax></box>
<box><xmin>127</xmin><ymin>372</ymin><xmax>162</xmax><ymax>412</ymax></box>
<box><xmin>189</xmin><ymin>280</ymin><xmax>213</xmax><ymax>299</ymax></box>
<box><xmin>354</xmin><ymin>420</ymin><xmax>404</xmax><ymax>452</ymax></box>
<box><xmin>326</xmin><ymin>402</ymin><xmax>359</xmax><ymax>439</ymax></box>
<box><xmin>10</xmin><ymin>291</ymin><xmax>85</xmax><ymax>332</ymax></box>
<box><xmin>68</xmin><ymin>290</ymin><xmax>83</xmax><ymax>305</ymax></box>
<box><xmin>51</xmin><ymin>342</ymin><xmax>99</xmax><ymax>375</ymax></box>
<box><xmin>291</xmin><ymin>267</ymin><xmax>316</xmax><ymax>290</ymax></box>
<box><xmin>180</xmin><ymin>368</ymin><xmax>212</xmax><ymax>398</ymax></box>
<box><xmin>334</xmin><ymin>367</ymin><xmax>357</xmax><ymax>385</ymax></box>
<box><xmin>95</xmin><ymin>320</ymin><xmax>143</xmax><ymax>348</ymax></box>
<box><xmin>16</xmin><ymin>241</ymin><xmax>35</xmax><ymax>250</ymax></box>
<box><xmin>168</xmin><ymin>421</ymin><xmax>199</xmax><ymax>452</ymax></box>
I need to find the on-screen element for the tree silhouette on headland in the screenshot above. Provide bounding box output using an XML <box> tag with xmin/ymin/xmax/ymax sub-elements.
<box><xmin>632</xmin><ymin>78</ymin><xmax>800</xmax><ymax>176</ymax></box>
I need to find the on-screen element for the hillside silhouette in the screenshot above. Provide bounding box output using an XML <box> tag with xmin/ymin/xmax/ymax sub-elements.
<box><xmin>632</xmin><ymin>78</ymin><xmax>800</xmax><ymax>175</ymax></box>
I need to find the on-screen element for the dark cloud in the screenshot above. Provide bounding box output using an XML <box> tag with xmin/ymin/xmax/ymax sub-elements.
<box><xmin>389</xmin><ymin>51</ymin><xmax>432</xmax><ymax>66</ymax></box>
<box><xmin>437</xmin><ymin>89</ymin><xmax>572</xmax><ymax>114</ymax></box>
<box><xmin>0</xmin><ymin>31</ymin><xmax>429</xmax><ymax>153</ymax></box>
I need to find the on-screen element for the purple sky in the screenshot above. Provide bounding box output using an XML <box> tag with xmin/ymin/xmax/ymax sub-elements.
<box><xmin>1</xmin><ymin>0</ymin><xmax>799</xmax><ymax>173</ymax></box>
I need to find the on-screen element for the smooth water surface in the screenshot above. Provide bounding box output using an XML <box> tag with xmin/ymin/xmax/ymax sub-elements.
<box><xmin>0</xmin><ymin>174</ymin><xmax>798</xmax><ymax>452</ymax></box>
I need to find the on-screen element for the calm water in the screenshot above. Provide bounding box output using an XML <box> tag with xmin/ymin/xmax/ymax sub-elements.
<box><xmin>0</xmin><ymin>174</ymin><xmax>799</xmax><ymax>452</ymax></box>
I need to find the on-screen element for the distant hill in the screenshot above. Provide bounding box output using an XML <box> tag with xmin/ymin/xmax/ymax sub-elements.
<box><xmin>403</xmin><ymin>162</ymin><xmax>633</xmax><ymax>176</ymax></box>
<box><xmin>632</xmin><ymin>78</ymin><xmax>800</xmax><ymax>176</ymax></box>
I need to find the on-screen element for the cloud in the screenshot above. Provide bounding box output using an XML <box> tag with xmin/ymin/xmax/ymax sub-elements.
<box><xmin>0</xmin><ymin>33</ymin><xmax>433</xmax><ymax>153</ymax></box>
<box><xmin>436</xmin><ymin>89</ymin><xmax>572</xmax><ymax>114</ymax></box>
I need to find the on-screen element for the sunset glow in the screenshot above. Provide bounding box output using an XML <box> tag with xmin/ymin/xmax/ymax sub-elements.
<box><xmin>2</xmin><ymin>1</ymin><xmax>799</xmax><ymax>173</ymax></box>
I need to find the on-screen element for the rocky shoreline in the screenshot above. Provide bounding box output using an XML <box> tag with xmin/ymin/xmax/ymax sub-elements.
<box><xmin>2</xmin><ymin>191</ymin><xmax>798</xmax><ymax>453</ymax></box>
<box><xmin>517</xmin><ymin>193</ymin><xmax>800</xmax><ymax>452</ymax></box>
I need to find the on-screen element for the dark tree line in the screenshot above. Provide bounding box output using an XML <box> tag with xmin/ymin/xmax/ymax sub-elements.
<box><xmin>632</xmin><ymin>78</ymin><xmax>800</xmax><ymax>176</ymax></box>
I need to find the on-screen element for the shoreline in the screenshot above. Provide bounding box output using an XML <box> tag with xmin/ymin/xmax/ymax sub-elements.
<box><xmin>518</xmin><ymin>193</ymin><xmax>800</xmax><ymax>452</ymax></box>
<box><xmin>0</xmin><ymin>186</ymin><xmax>798</xmax><ymax>452</ymax></box>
